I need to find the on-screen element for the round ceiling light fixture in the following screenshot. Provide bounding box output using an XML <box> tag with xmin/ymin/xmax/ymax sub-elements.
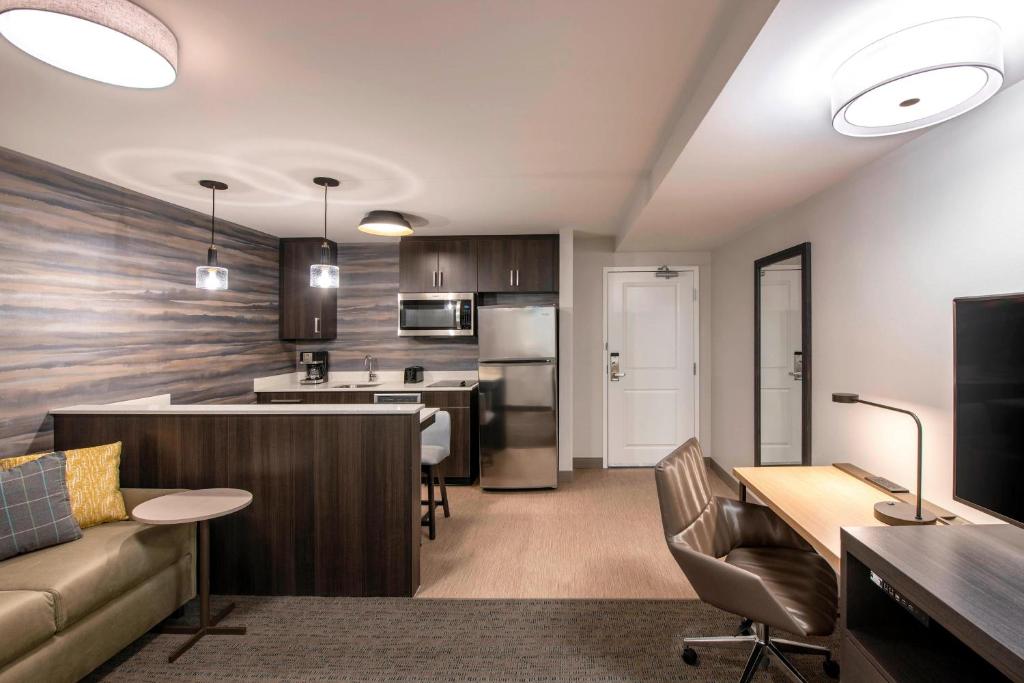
<box><xmin>0</xmin><ymin>0</ymin><xmax>177</xmax><ymax>88</ymax></box>
<box><xmin>831</xmin><ymin>17</ymin><xmax>1003</xmax><ymax>137</ymax></box>
<box><xmin>357</xmin><ymin>210</ymin><xmax>413</xmax><ymax>237</ymax></box>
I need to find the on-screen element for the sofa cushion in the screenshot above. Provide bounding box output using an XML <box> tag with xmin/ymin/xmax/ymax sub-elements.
<box><xmin>0</xmin><ymin>519</ymin><xmax>192</xmax><ymax>630</ymax></box>
<box><xmin>1</xmin><ymin>442</ymin><xmax>128</xmax><ymax>529</ymax></box>
<box><xmin>0</xmin><ymin>453</ymin><xmax>82</xmax><ymax>560</ymax></box>
<box><xmin>0</xmin><ymin>590</ymin><xmax>57</xmax><ymax>668</ymax></box>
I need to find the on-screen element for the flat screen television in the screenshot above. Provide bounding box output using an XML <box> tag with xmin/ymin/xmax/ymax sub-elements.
<box><xmin>954</xmin><ymin>293</ymin><xmax>1024</xmax><ymax>527</ymax></box>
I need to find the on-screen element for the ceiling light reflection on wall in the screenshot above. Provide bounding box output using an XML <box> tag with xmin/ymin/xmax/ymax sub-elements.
<box><xmin>0</xmin><ymin>0</ymin><xmax>177</xmax><ymax>88</ymax></box>
<box><xmin>310</xmin><ymin>177</ymin><xmax>340</xmax><ymax>289</ymax></box>
<box><xmin>831</xmin><ymin>17</ymin><xmax>1003</xmax><ymax>137</ymax></box>
<box><xmin>357</xmin><ymin>210</ymin><xmax>413</xmax><ymax>237</ymax></box>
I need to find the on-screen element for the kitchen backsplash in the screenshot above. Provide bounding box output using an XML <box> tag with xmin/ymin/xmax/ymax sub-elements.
<box><xmin>291</xmin><ymin>243</ymin><xmax>479</xmax><ymax>371</ymax></box>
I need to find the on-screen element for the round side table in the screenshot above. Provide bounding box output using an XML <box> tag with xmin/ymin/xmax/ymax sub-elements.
<box><xmin>132</xmin><ymin>488</ymin><xmax>253</xmax><ymax>662</ymax></box>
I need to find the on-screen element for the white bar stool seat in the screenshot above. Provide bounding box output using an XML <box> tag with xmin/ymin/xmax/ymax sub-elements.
<box><xmin>421</xmin><ymin>411</ymin><xmax>452</xmax><ymax>539</ymax></box>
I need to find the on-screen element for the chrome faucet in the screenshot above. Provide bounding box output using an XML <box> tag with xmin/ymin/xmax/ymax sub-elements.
<box><xmin>364</xmin><ymin>354</ymin><xmax>378</xmax><ymax>382</ymax></box>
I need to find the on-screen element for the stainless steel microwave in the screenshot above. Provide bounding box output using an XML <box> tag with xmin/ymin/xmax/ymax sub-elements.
<box><xmin>397</xmin><ymin>292</ymin><xmax>475</xmax><ymax>337</ymax></box>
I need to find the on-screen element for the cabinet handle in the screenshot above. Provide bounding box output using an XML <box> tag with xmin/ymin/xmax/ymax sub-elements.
<box><xmin>314</xmin><ymin>317</ymin><xmax>321</xmax><ymax>334</ymax></box>
<box><xmin>439</xmin><ymin>271</ymin><xmax>444</xmax><ymax>288</ymax></box>
<box><xmin>516</xmin><ymin>269</ymin><xmax>520</xmax><ymax>287</ymax></box>
<box><xmin>509</xmin><ymin>269</ymin><xmax>514</xmax><ymax>287</ymax></box>
<box><xmin>432</xmin><ymin>271</ymin><xmax>437</xmax><ymax>287</ymax></box>
<box><xmin>270</xmin><ymin>399</ymin><xmax>303</xmax><ymax>404</ymax></box>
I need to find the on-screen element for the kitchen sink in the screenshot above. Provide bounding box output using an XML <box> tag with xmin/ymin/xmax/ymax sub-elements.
<box><xmin>331</xmin><ymin>383</ymin><xmax>382</xmax><ymax>389</ymax></box>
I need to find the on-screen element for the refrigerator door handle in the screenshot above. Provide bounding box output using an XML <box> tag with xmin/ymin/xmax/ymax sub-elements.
<box><xmin>479</xmin><ymin>359</ymin><xmax>555</xmax><ymax>365</ymax></box>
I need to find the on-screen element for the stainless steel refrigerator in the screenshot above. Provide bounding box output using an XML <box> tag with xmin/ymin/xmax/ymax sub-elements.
<box><xmin>478</xmin><ymin>305</ymin><xmax>558</xmax><ymax>489</ymax></box>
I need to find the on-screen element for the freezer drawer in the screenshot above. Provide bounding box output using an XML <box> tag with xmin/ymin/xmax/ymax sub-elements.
<box><xmin>478</xmin><ymin>305</ymin><xmax>557</xmax><ymax>361</ymax></box>
<box><xmin>479</xmin><ymin>361</ymin><xmax>557</xmax><ymax>489</ymax></box>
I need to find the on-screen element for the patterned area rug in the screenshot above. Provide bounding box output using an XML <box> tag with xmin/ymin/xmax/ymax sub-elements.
<box><xmin>87</xmin><ymin>597</ymin><xmax>838</xmax><ymax>682</ymax></box>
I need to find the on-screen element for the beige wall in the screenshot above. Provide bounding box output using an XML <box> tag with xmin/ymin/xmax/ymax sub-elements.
<box><xmin>709</xmin><ymin>80</ymin><xmax>1024</xmax><ymax>523</ymax></box>
<box><xmin>571</xmin><ymin>233</ymin><xmax>712</xmax><ymax>464</ymax></box>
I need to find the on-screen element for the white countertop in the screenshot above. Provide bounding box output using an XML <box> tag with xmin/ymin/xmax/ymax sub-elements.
<box><xmin>52</xmin><ymin>402</ymin><xmax>439</xmax><ymax>422</ymax></box>
<box><xmin>254</xmin><ymin>370</ymin><xmax>478</xmax><ymax>394</ymax></box>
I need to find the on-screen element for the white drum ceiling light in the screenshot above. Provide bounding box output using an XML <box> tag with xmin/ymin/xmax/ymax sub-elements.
<box><xmin>831</xmin><ymin>17</ymin><xmax>1003</xmax><ymax>137</ymax></box>
<box><xmin>0</xmin><ymin>0</ymin><xmax>177</xmax><ymax>88</ymax></box>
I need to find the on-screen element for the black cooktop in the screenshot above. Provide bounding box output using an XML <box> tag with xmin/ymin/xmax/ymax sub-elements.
<box><xmin>428</xmin><ymin>380</ymin><xmax>470</xmax><ymax>388</ymax></box>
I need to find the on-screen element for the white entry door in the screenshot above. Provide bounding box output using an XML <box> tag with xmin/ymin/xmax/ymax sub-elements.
<box><xmin>607</xmin><ymin>270</ymin><xmax>697</xmax><ymax>467</ymax></box>
<box><xmin>759</xmin><ymin>267</ymin><xmax>802</xmax><ymax>465</ymax></box>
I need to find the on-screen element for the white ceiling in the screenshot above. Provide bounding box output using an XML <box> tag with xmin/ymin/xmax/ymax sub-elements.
<box><xmin>0</xmin><ymin>0</ymin><xmax>772</xmax><ymax>241</ymax></box>
<box><xmin>617</xmin><ymin>0</ymin><xmax>1024</xmax><ymax>251</ymax></box>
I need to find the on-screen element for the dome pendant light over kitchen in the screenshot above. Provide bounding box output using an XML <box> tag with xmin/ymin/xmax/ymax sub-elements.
<box><xmin>310</xmin><ymin>177</ymin><xmax>340</xmax><ymax>289</ymax></box>
<box><xmin>0</xmin><ymin>0</ymin><xmax>178</xmax><ymax>88</ymax></box>
<box><xmin>195</xmin><ymin>180</ymin><xmax>229</xmax><ymax>291</ymax></box>
<box><xmin>358</xmin><ymin>210</ymin><xmax>413</xmax><ymax>237</ymax></box>
<box><xmin>831</xmin><ymin>17</ymin><xmax>1003</xmax><ymax>137</ymax></box>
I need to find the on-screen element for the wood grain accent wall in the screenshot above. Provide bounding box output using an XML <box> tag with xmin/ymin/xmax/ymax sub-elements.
<box><xmin>0</xmin><ymin>146</ymin><xmax>294</xmax><ymax>456</ymax></box>
<box><xmin>297</xmin><ymin>243</ymin><xmax>478</xmax><ymax>370</ymax></box>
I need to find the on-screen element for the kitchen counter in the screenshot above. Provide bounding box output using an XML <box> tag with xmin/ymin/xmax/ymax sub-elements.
<box><xmin>52</xmin><ymin>402</ymin><xmax>438</xmax><ymax>422</ymax></box>
<box><xmin>254</xmin><ymin>370</ymin><xmax>478</xmax><ymax>394</ymax></box>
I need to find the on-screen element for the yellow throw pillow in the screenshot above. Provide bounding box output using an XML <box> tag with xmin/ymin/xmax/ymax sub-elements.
<box><xmin>0</xmin><ymin>442</ymin><xmax>128</xmax><ymax>528</ymax></box>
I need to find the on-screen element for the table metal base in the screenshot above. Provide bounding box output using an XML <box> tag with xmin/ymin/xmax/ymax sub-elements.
<box><xmin>159</xmin><ymin>519</ymin><xmax>246</xmax><ymax>662</ymax></box>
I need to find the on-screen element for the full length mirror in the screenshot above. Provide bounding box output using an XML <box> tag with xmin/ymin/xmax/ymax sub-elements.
<box><xmin>755</xmin><ymin>242</ymin><xmax>811</xmax><ymax>466</ymax></box>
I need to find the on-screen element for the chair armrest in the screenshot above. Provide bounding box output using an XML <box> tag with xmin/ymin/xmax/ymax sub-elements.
<box><xmin>121</xmin><ymin>488</ymin><xmax>187</xmax><ymax>516</ymax></box>
<box><xmin>718</xmin><ymin>497</ymin><xmax>813</xmax><ymax>552</ymax></box>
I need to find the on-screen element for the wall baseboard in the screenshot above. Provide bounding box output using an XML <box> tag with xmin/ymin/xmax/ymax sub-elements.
<box><xmin>573</xmin><ymin>457</ymin><xmax>603</xmax><ymax>469</ymax></box>
<box><xmin>558</xmin><ymin>470</ymin><xmax>574</xmax><ymax>484</ymax></box>
<box><xmin>705</xmin><ymin>456</ymin><xmax>740</xmax><ymax>495</ymax></box>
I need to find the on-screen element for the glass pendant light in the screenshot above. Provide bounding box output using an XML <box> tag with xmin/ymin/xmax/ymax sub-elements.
<box><xmin>357</xmin><ymin>210</ymin><xmax>413</xmax><ymax>237</ymax></box>
<box><xmin>310</xmin><ymin>176</ymin><xmax>340</xmax><ymax>289</ymax></box>
<box><xmin>195</xmin><ymin>180</ymin><xmax>229</xmax><ymax>291</ymax></box>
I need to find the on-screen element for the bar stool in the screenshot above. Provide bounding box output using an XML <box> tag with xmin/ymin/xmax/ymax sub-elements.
<box><xmin>421</xmin><ymin>410</ymin><xmax>451</xmax><ymax>540</ymax></box>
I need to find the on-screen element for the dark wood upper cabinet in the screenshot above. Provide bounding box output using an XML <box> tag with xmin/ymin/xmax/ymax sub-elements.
<box><xmin>398</xmin><ymin>237</ymin><xmax>477</xmax><ymax>292</ymax></box>
<box><xmin>279</xmin><ymin>238</ymin><xmax>337</xmax><ymax>340</ymax></box>
<box><xmin>398</xmin><ymin>239</ymin><xmax>437</xmax><ymax>292</ymax></box>
<box><xmin>436</xmin><ymin>239</ymin><xmax>477</xmax><ymax>292</ymax></box>
<box><xmin>476</xmin><ymin>236</ymin><xmax>558</xmax><ymax>293</ymax></box>
<box><xmin>515</xmin><ymin>237</ymin><xmax>558</xmax><ymax>292</ymax></box>
<box><xmin>475</xmin><ymin>238</ymin><xmax>517</xmax><ymax>292</ymax></box>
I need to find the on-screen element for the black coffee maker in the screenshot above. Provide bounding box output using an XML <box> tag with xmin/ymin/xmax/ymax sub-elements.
<box><xmin>300</xmin><ymin>351</ymin><xmax>329</xmax><ymax>384</ymax></box>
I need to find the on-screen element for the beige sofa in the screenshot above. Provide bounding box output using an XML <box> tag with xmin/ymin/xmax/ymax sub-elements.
<box><xmin>0</xmin><ymin>489</ymin><xmax>195</xmax><ymax>683</ymax></box>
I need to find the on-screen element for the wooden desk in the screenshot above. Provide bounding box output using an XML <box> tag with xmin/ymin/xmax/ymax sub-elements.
<box><xmin>733</xmin><ymin>465</ymin><xmax>897</xmax><ymax>573</ymax></box>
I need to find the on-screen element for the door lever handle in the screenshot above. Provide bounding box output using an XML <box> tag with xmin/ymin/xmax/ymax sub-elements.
<box><xmin>611</xmin><ymin>371</ymin><xmax>626</xmax><ymax>381</ymax></box>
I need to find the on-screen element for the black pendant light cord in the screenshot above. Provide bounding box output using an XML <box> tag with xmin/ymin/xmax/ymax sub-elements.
<box><xmin>210</xmin><ymin>185</ymin><xmax>217</xmax><ymax>247</ymax></box>
<box><xmin>320</xmin><ymin>181</ymin><xmax>331</xmax><ymax>265</ymax></box>
<box><xmin>199</xmin><ymin>180</ymin><xmax>228</xmax><ymax>267</ymax></box>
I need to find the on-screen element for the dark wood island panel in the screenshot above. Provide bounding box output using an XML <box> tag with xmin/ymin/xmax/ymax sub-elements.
<box><xmin>53</xmin><ymin>412</ymin><xmax>423</xmax><ymax>597</ymax></box>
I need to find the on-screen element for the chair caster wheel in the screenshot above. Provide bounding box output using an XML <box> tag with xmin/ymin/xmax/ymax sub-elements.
<box><xmin>823</xmin><ymin>658</ymin><xmax>840</xmax><ymax>679</ymax></box>
<box><xmin>681</xmin><ymin>648</ymin><xmax>698</xmax><ymax>666</ymax></box>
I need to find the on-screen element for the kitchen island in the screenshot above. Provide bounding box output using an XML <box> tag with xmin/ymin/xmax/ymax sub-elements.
<box><xmin>255</xmin><ymin>370</ymin><xmax>480</xmax><ymax>484</ymax></box>
<box><xmin>51</xmin><ymin>401</ymin><xmax>437</xmax><ymax>597</ymax></box>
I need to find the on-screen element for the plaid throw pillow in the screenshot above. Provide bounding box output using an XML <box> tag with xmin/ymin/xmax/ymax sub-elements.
<box><xmin>0</xmin><ymin>453</ymin><xmax>82</xmax><ymax>560</ymax></box>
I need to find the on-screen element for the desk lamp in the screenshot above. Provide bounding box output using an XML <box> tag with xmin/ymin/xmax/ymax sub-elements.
<box><xmin>832</xmin><ymin>393</ymin><xmax>937</xmax><ymax>525</ymax></box>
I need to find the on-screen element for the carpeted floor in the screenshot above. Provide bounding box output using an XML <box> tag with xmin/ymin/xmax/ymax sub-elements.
<box><xmin>86</xmin><ymin>596</ymin><xmax>838</xmax><ymax>682</ymax></box>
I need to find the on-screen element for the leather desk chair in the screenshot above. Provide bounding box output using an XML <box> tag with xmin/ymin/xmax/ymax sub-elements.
<box><xmin>654</xmin><ymin>438</ymin><xmax>840</xmax><ymax>682</ymax></box>
<box><xmin>421</xmin><ymin>410</ymin><xmax>451</xmax><ymax>540</ymax></box>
